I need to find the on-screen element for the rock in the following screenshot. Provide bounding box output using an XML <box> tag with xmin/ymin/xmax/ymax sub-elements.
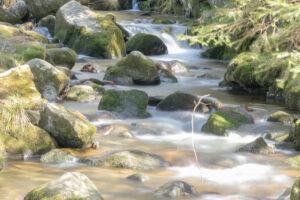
<box><xmin>103</xmin><ymin>66</ymin><xmax>134</xmax><ymax>86</ymax></box>
<box><xmin>201</xmin><ymin>96</ymin><xmax>225</xmax><ymax>111</ymax></box>
<box><xmin>27</xmin><ymin>58</ymin><xmax>69</xmax><ymax>101</ymax></box>
<box><xmin>291</xmin><ymin>177</ymin><xmax>300</xmax><ymax>200</ymax></box>
<box><xmin>126</xmin><ymin>173</ymin><xmax>149</xmax><ymax>182</ymax></box>
<box><xmin>66</xmin><ymin>85</ymin><xmax>96</xmax><ymax>102</ymax></box>
<box><xmin>236</xmin><ymin>137</ymin><xmax>274</xmax><ymax>154</ymax></box>
<box><xmin>26</xmin><ymin>109</ymin><xmax>40</xmax><ymax>125</ymax></box>
<box><xmin>24</xmin><ymin>172</ymin><xmax>104</xmax><ymax>200</ymax></box>
<box><xmin>83</xmin><ymin>81</ymin><xmax>105</xmax><ymax>94</ymax></box>
<box><xmin>24</xmin><ymin>0</ymin><xmax>71</xmax><ymax>19</ymax></box>
<box><xmin>98</xmin><ymin>89</ymin><xmax>150</xmax><ymax>118</ymax></box>
<box><xmin>57</xmin><ymin>66</ymin><xmax>74</xmax><ymax>78</ymax></box>
<box><xmin>126</xmin><ymin>33</ymin><xmax>168</xmax><ymax>55</ymax></box>
<box><xmin>156</xmin><ymin>181</ymin><xmax>197</xmax><ymax>198</ymax></box>
<box><xmin>149</xmin><ymin>96</ymin><xmax>163</xmax><ymax>106</ymax></box>
<box><xmin>289</xmin><ymin>119</ymin><xmax>300</xmax><ymax>150</ymax></box>
<box><xmin>202</xmin><ymin>107</ymin><xmax>254</xmax><ymax>136</ymax></box>
<box><xmin>169</xmin><ymin>61</ymin><xmax>189</xmax><ymax>73</ymax></box>
<box><xmin>159</xmin><ymin>69</ymin><xmax>178</xmax><ymax>83</ymax></box>
<box><xmin>0</xmin><ymin>53</ymin><xmax>18</xmax><ymax>72</ymax></box>
<box><xmin>89</xmin><ymin>150</ymin><xmax>168</xmax><ymax>170</ymax></box>
<box><xmin>90</xmin><ymin>0</ymin><xmax>132</xmax><ymax>10</ymax></box>
<box><xmin>45</xmin><ymin>47</ymin><xmax>77</xmax><ymax>69</ymax></box>
<box><xmin>80</xmin><ymin>63</ymin><xmax>99</xmax><ymax>73</ymax></box>
<box><xmin>152</xmin><ymin>18</ymin><xmax>175</xmax><ymax>24</ymax></box>
<box><xmin>157</xmin><ymin>91</ymin><xmax>204</xmax><ymax>112</ymax></box>
<box><xmin>283</xmin><ymin>155</ymin><xmax>300</xmax><ymax>169</ymax></box>
<box><xmin>40</xmin><ymin>149</ymin><xmax>79</xmax><ymax>164</ymax></box>
<box><xmin>116</xmin><ymin>51</ymin><xmax>160</xmax><ymax>85</ymax></box>
<box><xmin>265</xmin><ymin>131</ymin><xmax>289</xmax><ymax>142</ymax></box>
<box><xmin>267</xmin><ymin>111</ymin><xmax>295</xmax><ymax>124</ymax></box>
<box><xmin>107</xmin><ymin>125</ymin><xmax>134</xmax><ymax>138</ymax></box>
<box><xmin>9</xmin><ymin>0</ymin><xmax>28</xmax><ymax>20</ymax></box>
<box><xmin>0</xmin><ymin>7</ymin><xmax>20</xmax><ymax>23</ymax></box>
<box><xmin>39</xmin><ymin>103</ymin><xmax>97</xmax><ymax>148</ymax></box>
<box><xmin>55</xmin><ymin>1</ymin><xmax>125</xmax><ymax>58</ymax></box>
<box><xmin>38</xmin><ymin>15</ymin><xmax>56</xmax><ymax>36</ymax></box>
<box><xmin>46</xmin><ymin>43</ymin><xmax>62</xmax><ymax>49</ymax></box>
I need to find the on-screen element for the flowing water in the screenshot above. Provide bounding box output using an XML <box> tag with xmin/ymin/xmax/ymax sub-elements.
<box><xmin>0</xmin><ymin>11</ymin><xmax>299</xmax><ymax>200</ymax></box>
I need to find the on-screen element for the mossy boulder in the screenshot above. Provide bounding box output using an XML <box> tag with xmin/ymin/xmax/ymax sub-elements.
<box><xmin>291</xmin><ymin>177</ymin><xmax>300</xmax><ymax>200</ymax></box>
<box><xmin>0</xmin><ymin>154</ymin><xmax>4</xmax><ymax>171</ymax></box>
<box><xmin>90</xmin><ymin>0</ymin><xmax>132</xmax><ymax>10</ymax></box>
<box><xmin>40</xmin><ymin>149</ymin><xmax>79</xmax><ymax>164</ymax></box>
<box><xmin>152</xmin><ymin>18</ymin><xmax>175</xmax><ymax>24</ymax></box>
<box><xmin>66</xmin><ymin>85</ymin><xmax>96</xmax><ymax>102</ymax></box>
<box><xmin>24</xmin><ymin>0</ymin><xmax>71</xmax><ymax>19</ymax></box>
<box><xmin>38</xmin><ymin>15</ymin><xmax>56</xmax><ymax>36</ymax></box>
<box><xmin>236</xmin><ymin>137</ymin><xmax>274</xmax><ymax>154</ymax></box>
<box><xmin>116</xmin><ymin>51</ymin><xmax>160</xmax><ymax>85</ymax></box>
<box><xmin>103</xmin><ymin>66</ymin><xmax>133</xmax><ymax>86</ymax></box>
<box><xmin>202</xmin><ymin>107</ymin><xmax>254</xmax><ymax>136</ymax></box>
<box><xmin>83</xmin><ymin>81</ymin><xmax>105</xmax><ymax>94</ymax></box>
<box><xmin>159</xmin><ymin>69</ymin><xmax>178</xmax><ymax>83</ymax></box>
<box><xmin>98</xmin><ymin>89</ymin><xmax>150</xmax><ymax>118</ymax></box>
<box><xmin>0</xmin><ymin>53</ymin><xmax>18</xmax><ymax>72</ymax></box>
<box><xmin>27</xmin><ymin>58</ymin><xmax>69</xmax><ymax>101</ymax></box>
<box><xmin>89</xmin><ymin>150</ymin><xmax>168</xmax><ymax>170</ymax></box>
<box><xmin>39</xmin><ymin>103</ymin><xmax>97</xmax><ymax>148</ymax></box>
<box><xmin>8</xmin><ymin>0</ymin><xmax>28</xmax><ymax>20</ymax></box>
<box><xmin>0</xmin><ymin>7</ymin><xmax>21</xmax><ymax>23</ymax></box>
<box><xmin>202</xmin><ymin>45</ymin><xmax>237</xmax><ymax>60</ymax></box>
<box><xmin>24</xmin><ymin>172</ymin><xmax>104</xmax><ymax>200</ymax></box>
<box><xmin>126</xmin><ymin>33</ymin><xmax>168</xmax><ymax>55</ymax></box>
<box><xmin>156</xmin><ymin>181</ymin><xmax>197</xmax><ymax>198</ymax></box>
<box><xmin>267</xmin><ymin>111</ymin><xmax>295</xmax><ymax>124</ymax></box>
<box><xmin>45</xmin><ymin>47</ymin><xmax>77</xmax><ymax>69</ymax></box>
<box><xmin>55</xmin><ymin>1</ymin><xmax>126</xmax><ymax>58</ymax></box>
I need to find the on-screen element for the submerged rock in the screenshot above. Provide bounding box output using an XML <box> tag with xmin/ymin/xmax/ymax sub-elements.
<box><xmin>126</xmin><ymin>33</ymin><xmax>168</xmax><ymax>55</ymax></box>
<box><xmin>103</xmin><ymin>66</ymin><xmax>134</xmax><ymax>86</ymax></box>
<box><xmin>156</xmin><ymin>181</ymin><xmax>197</xmax><ymax>198</ymax></box>
<box><xmin>267</xmin><ymin>111</ymin><xmax>295</xmax><ymax>124</ymax></box>
<box><xmin>45</xmin><ymin>47</ymin><xmax>77</xmax><ymax>69</ymax></box>
<box><xmin>202</xmin><ymin>107</ymin><xmax>254</xmax><ymax>136</ymax></box>
<box><xmin>66</xmin><ymin>85</ymin><xmax>96</xmax><ymax>102</ymax></box>
<box><xmin>89</xmin><ymin>150</ymin><xmax>168</xmax><ymax>170</ymax></box>
<box><xmin>39</xmin><ymin>103</ymin><xmax>97</xmax><ymax>148</ymax></box>
<box><xmin>24</xmin><ymin>172</ymin><xmax>104</xmax><ymax>200</ymax></box>
<box><xmin>40</xmin><ymin>149</ymin><xmax>79</xmax><ymax>164</ymax></box>
<box><xmin>98</xmin><ymin>89</ymin><xmax>150</xmax><ymax>118</ymax></box>
<box><xmin>116</xmin><ymin>51</ymin><xmax>160</xmax><ymax>85</ymax></box>
<box><xmin>159</xmin><ymin>69</ymin><xmax>178</xmax><ymax>83</ymax></box>
<box><xmin>126</xmin><ymin>173</ymin><xmax>149</xmax><ymax>182</ymax></box>
<box><xmin>236</xmin><ymin>137</ymin><xmax>274</xmax><ymax>154</ymax></box>
<box><xmin>55</xmin><ymin>1</ymin><xmax>125</xmax><ymax>58</ymax></box>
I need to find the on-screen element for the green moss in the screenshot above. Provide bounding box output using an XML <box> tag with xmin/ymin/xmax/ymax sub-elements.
<box><xmin>0</xmin><ymin>53</ymin><xmax>17</xmax><ymax>72</ymax></box>
<box><xmin>45</xmin><ymin>48</ymin><xmax>77</xmax><ymax>68</ymax></box>
<box><xmin>267</xmin><ymin>111</ymin><xmax>294</xmax><ymax>123</ymax></box>
<box><xmin>152</xmin><ymin>18</ymin><xmax>174</xmax><ymax>24</ymax></box>
<box><xmin>66</xmin><ymin>85</ymin><xmax>96</xmax><ymax>102</ymax></box>
<box><xmin>24</xmin><ymin>30</ymin><xmax>49</xmax><ymax>43</ymax></box>
<box><xmin>202</xmin><ymin>45</ymin><xmax>237</xmax><ymax>60</ymax></box>
<box><xmin>103</xmin><ymin>66</ymin><xmax>133</xmax><ymax>85</ymax></box>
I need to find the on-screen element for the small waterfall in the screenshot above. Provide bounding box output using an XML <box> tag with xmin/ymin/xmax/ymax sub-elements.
<box><xmin>131</xmin><ymin>0</ymin><xmax>140</xmax><ymax>11</ymax></box>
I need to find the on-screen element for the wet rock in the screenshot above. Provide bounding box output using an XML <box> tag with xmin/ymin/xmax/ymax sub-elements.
<box><xmin>38</xmin><ymin>15</ymin><xmax>56</xmax><ymax>36</ymax></box>
<box><xmin>152</xmin><ymin>18</ymin><xmax>175</xmax><ymax>24</ymax></box>
<box><xmin>45</xmin><ymin>47</ymin><xmax>77</xmax><ymax>69</ymax></box>
<box><xmin>57</xmin><ymin>66</ymin><xmax>74</xmax><ymax>78</ymax></box>
<box><xmin>80</xmin><ymin>63</ymin><xmax>99</xmax><ymax>73</ymax></box>
<box><xmin>169</xmin><ymin>61</ymin><xmax>189</xmax><ymax>73</ymax></box>
<box><xmin>83</xmin><ymin>81</ymin><xmax>105</xmax><ymax>94</ymax></box>
<box><xmin>40</xmin><ymin>149</ymin><xmax>79</xmax><ymax>164</ymax></box>
<box><xmin>265</xmin><ymin>131</ymin><xmax>289</xmax><ymax>142</ymax></box>
<box><xmin>103</xmin><ymin>66</ymin><xmax>134</xmax><ymax>86</ymax></box>
<box><xmin>27</xmin><ymin>58</ymin><xmax>69</xmax><ymax>101</ymax></box>
<box><xmin>116</xmin><ymin>51</ymin><xmax>160</xmax><ymax>85</ymax></box>
<box><xmin>89</xmin><ymin>150</ymin><xmax>168</xmax><ymax>170</ymax></box>
<box><xmin>149</xmin><ymin>96</ymin><xmax>164</xmax><ymax>106</ymax></box>
<box><xmin>201</xmin><ymin>96</ymin><xmax>225</xmax><ymax>111</ymax></box>
<box><xmin>126</xmin><ymin>33</ymin><xmax>168</xmax><ymax>55</ymax></box>
<box><xmin>267</xmin><ymin>111</ymin><xmax>295</xmax><ymax>124</ymax></box>
<box><xmin>202</xmin><ymin>107</ymin><xmax>254</xmax><ymax>136</ymax></box>
<box><xmin>0</xmin><ymin>7</ymin><xmax>20</xmax><ymax>23</ymax></box>
<box><xmin>66</xmin><ymin>85</ymin><xmax>96</xmax><ymax>102</ymax></box>
<box><xmin>283</xmin><ymin>155</ymin><xmax>300</xmax><ymax>169</ymax></box>
<box><xmin>291</xmin><ymin>176</ymin><xmax>300</xmax><ymax>200</ymax></box>
<box><xmin>289</xmin><ymin>119</ymin><xmax>300</xmax><ymax>150</ymax></box>
<box><xmin>159</xmin><ymin>69</ymin><xmax>178</xmax><ymax>83</ymax></box>
<box><xmin>126</xmin><ymin>173</ymin><xmax>149</xmax><ymax>182</ymax></box>
<box><xmin>24</xmin><ymin>172</ymin><xmax>104</xmax><ymax>200</ymax></box>
<box><xmin>236</xmin><ymin>137</ymin><xmax>274</xmax><ymax>154</ymax></box>
<box><xmin>108</xmin><ymin>125</ymin><xmax>134</xmax><ymax>138</ymax></box>
<box><xmin>98</xmin><ymin>89</ymin><xmax>150</xmax><ymax>118</ymax></box>
<box><xmin>55</xmin><ymin>1</ymin><xmax>125</xmax><ymax>58</ymax></box>
<box><xmin>39</xmin><ymin>103</ymin><xmax>97</xmax><ymax>148</ymax></box>
<box><xmin>155</xmin><ymin>181</ymin><xmax>197</xmax><ymax>198</ymax></box>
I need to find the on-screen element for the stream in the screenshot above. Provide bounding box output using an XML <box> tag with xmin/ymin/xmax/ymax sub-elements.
<box><xmin>0</xmin><ymin>9</ymin><xmax>298</xmax><ymax>200</ymax></box>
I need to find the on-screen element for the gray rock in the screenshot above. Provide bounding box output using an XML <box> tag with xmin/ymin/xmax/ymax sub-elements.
<box><xmin>66</xmin><ymin>85</ymin><xmax>96</xmax><ymax>102</ymax></box>
<box><xmin>126</xmin><ymin>173</ymin><xmax>149</xmax><ymax>182</ymax></box>
<box><xmin>156</xmin><ymin>181</ymin><xmax>197</xmax><ymax>198</ymax></box>
<box><xmin>40</xmin><ymin>149</ymin><xmax>79</xmax><ymax>164</ymax></box>
<box><xmin>237</xmin><ymin>137</ymin><xmax>274</xmax><ymax>154</ymax></box>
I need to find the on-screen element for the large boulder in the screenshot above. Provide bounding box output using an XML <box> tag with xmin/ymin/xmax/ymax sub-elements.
<box><xmin>39</xmin><ymin>103</ymin><xmax>97</xmax><ymax>148</ymax></box>
<box><xmin>155</xmin><ymin>181</ymin><xmax>197</xmax><ymax>198</ymax></box>
<box><xmin>103</xmin><ymin>66</ymin><xmax>133</xmax><ymax>86</ymax></box>
<box><xmin>116</xmin><ymin>51</ymin><xmax>160</xmax><ymax>85</ymax></box>
<box><xmin>66</xmin><ymin>85</ymin><xmax>96</xmax><ymax>102</ymax></box>
<box><xmin>27</xmin><ymin>58</ymin><xmax>69</xmax><ymax>101</ymax></box>
<box><xmin>126</xmin><ymin>33</ymin><xmax>168</xmax><ymax>55</ymax></box>
<box><xmin>24</xmin><ymin>172</ymin><xmax>104</xmax><ymax>200</ymax></box>
<box><xmin>45</xmin><ymin>47</ymin><xmax>77</xmax><ymax>69</ymax></box>
<box><xmin>98</xmin><ymin>89</ymin><xmax>150</xmax><ymax>118</ymax></box>
<box><xmin>89</xmin><ymin>150</ymin><xmax>168</xmax><ymax>170</ymax></box>
<box><xmin>24</xmin><ymin>0</ymin><xmax>71</xmax><ymax>19</ymax></box>
<box><xmin>291</xmin><ymin>177</ymin><xmax>300</xmax><ymax>200</ymax></box>
<box><xmin>90</xmin><ymin>0</ymin><xmax>132</xmax><ymax>10</ymax></box>
<box><xmin>40</xmin><ymin>149</ymin><xmax>79</xmax><ymax>164</ymax></box>
<box><xmin>9</xmin><ymin>0</ymin><xmax>28</xmax><ymax>20</ymax></box>
<box><xmin>55</xmin><ymin>1</ymin><xmax>125</xmax><ymax>58</ymax></box>
<box><xmin>202</xmin><ymin>107</ymin><xmax>254</xmax><ymax>136</ymax></box>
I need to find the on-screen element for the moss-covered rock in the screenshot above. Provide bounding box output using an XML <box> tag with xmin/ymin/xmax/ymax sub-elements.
<box><xmin>202</xmin><ymin>107</ymin><xmax>254</xmax><ymax>136</ymax></box>
<box><xmin>126</xmin><ymin>33</ymin><xmax>168</xmax><ymax>55</ymax></box>
<box><xmin>90</xmin><ymin>0</ymin><xmax>132</xmax><ymax>10</ymax></box>
<box><xmin>45</xmin><ymin>47</ymin><xmax>77</xmax><ymax>69</ymax></box>
<box><xmin>0</xmin><ymin>154</ymin><xmax>4</xmax><ymax>171</ymax></box>
<box><xmin>38</xmin><ymin>15</ymin><xmax>56</xmax><ymax>36</ymax></box>
<box><xmin>39</xmin><ymin>103</ymin><xmax>97</xmax><ymax>148</ymax></box>
<box><xmin>0</xmin><ymin>7</ymin><xmax>21</xmax><ymax>24</ymax></box>
<box><xmin>267</xmin><ymin>111</ymin><xmax>295</xmax><ymax>124</ymax></box>
<box><xmin>202</xmin><ymin>45</ymin><xmax>237</xmax><ymax>60</ymax></box>
<box><xmin>116</xmin><ymin>51</ymin><xmax>160</xmax><ymax>85</ymax></box>
<box><xmin>0</xmin><ymin>53</ymin><xmax>18</xmax><ymax>72</ymax></box>
<box><xmin>126</xmin><ymin>173</ymin><xmax>150</xmax><ymax>182</ymax></box>
<box><xmin>27</xmin><ymin>58</ymin><xmax>69</xmax><ymax>101</ymax></box>
<box><xmin>98</xmin><ymin>89</ymin><xmax>150</xmax><ymax>118</ymax></box>
<box><xmin>40</xmin><ymin>149</ymin><xmax>79</xmax><ymax>164</ymax></box>
<box><xmin>236</xmin><ymin>137</ymin><xmax>274</xmax><ymax>154</ymax></box>
<box><xmin>89</xmin><ymin>150</ymin><xmax>168</xmax><ymax>170</ymax></box>
<box><xmin>282</xmin><ymin>155</ymin><xmax>300</xmax><ymax>169</ymax></box>
<box><xmin>103</xmin><ymin>66</ymin><xmax>133</xmax><ymax>86</ymax></box>
<box><xmin>83</xmin><ymin>81</ymin><xmax>105</xmax><ymax>94</ymax></box>
<box><xmin>9</xmin><ymin>0</ymin><xmax>28</xmax><ymax>20</ymax></box>
<box><xmin>159</xmin><ymin>69</ymin><xmax>178</xmax><ymax>83</ymax></box>
<box><xmin>265</xmin><ymin>131</ymin><xmax>289</xmax><ymax>143</ymax></box>
<box><xmin>24</xmin><ymin>172</ymin><xmax>104</xmax><ymax>200</ymax></box>
<box><xmin>156</xmin><ymin>181</ymin><xmax>197</xmax><ymax>198</ymax></box>
<box><xmin>55</xmin><ymin>1</ymin><xmax>126</xmax><ymax>58</ymax></box>
<box><xmin>291</xmin><ymin>177</ymin><xmax>300</xmax><ymax>200</ymax></box>
<box><xmin>152</xmin><ymin>18</ymin><xmax>175</xmax><ymax>24</ymax></box>
<box><xmin>66</xmin><ymin>85</ymin><xmax>96</xmax><ymax>102</ymax></box>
